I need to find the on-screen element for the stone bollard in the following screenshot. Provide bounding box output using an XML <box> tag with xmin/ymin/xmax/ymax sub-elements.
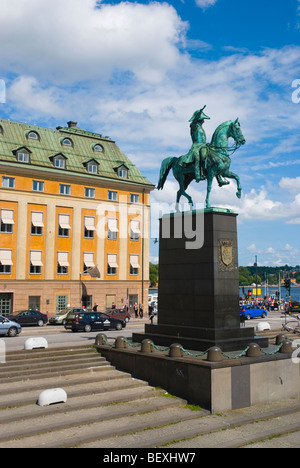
<box><xmin>276</xmin><ymin>334</ymin><xmax>287</xmax><ymax>346</ymax></box>
<box><xmin>95</xmin><ymin>334</ymin><xmax>108</xmax><ymax>346</ymax></box>
<box><xmin>280</xmin><ymin>339</ymin><xmax>293</xmax><ymax>354</ymax></box>
<box><xmin>169</xmin><ymin>343</ymin><xmax>183</xmax><ymax>358</ymax></box>
<box><xmin>114</xmin><ymin>337</ymin><xmax>127</xmax><ymax>349</ymax></box>
<box><xmin>141</xmin><ymin>339</ymin><xmax>154</xmax><ymax>353</ymax></box>
<box><xmin>207</xmin><ymin>347</ymin><xmax>223</xmax><ymax>362</ymax></box>
<box><xmin>246</xmin><ymin>343</ymin><xmax>261</xmax><ymax>357</ymax></box>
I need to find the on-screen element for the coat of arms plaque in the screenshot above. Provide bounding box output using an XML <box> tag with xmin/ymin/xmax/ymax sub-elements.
<box><xmin>218</xmin><ymin>240</ymin><xmax>234</xmax><ymax>271</ymax></box>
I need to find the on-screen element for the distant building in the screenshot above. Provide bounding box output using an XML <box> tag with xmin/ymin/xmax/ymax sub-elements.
<box><xmin>0</xmin><ymin>118</ymin><xmax>154</xmax><ymax>316</ymax></box>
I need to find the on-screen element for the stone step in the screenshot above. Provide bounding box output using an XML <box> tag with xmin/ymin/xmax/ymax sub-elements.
<box><xmin>77</xmin><ymin>401</ymin><xmax>300</xmax><ymax>449</ymax></box>
<box><xmin>0</xmin><ymin>394</ymin><xmax>184</xmax><ymax>446</ymax></box>
<box><xmin>1</xmin><ymin>345</ymin><xmax>299</xmax><ymax>449</ymax></box>
<box><xmin>0</xmin><ymin>372</ymin><xmax>150</xmax><ymax>410</ymax></box>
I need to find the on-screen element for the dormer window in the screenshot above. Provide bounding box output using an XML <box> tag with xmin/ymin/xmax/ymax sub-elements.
<box><xmin>62</xmin><ymin>138</ymin><xmax>73</xmax><ymax>147</ymax></box>
<box><xmin>88</xmin><ymin>163</ymin><xmax>98</xmax><ymax>174</ymax></box>
<box><xmin>27</xmin><ymin>131</ymin><xmax>39</xmax><ymax>141</ymax></box>
<box><xmin>115</xmin><ymin>164</ymin><xmax>129</xmax><ymax>179</ymax></box>
<box><xmin>118</xmin><ymin>166</ymin><xmax>128</xmax><ymax>178</ymax></box>
<box><xmin>50</xmin><ymin>154</ymin><xmax>67</xmax><ymax>169</ymax></box>
<box><xmin>83</xmin><ymin>159</ymin><xmax>99</xmax><ymax>174</ymax></box>
<box><xmin>18</xmin><ymin>150</ymin><xmax>30</xmax><ymax>163</ymax></box>
<box><xmin>13</xmin><ymin>146</ymin><xmax>31</xmax><ymax>164</ymax></box>
<box><xmin>93</xmin><ymin>144</ymin><xmax>104</xmax><ymax>153</ymax></box>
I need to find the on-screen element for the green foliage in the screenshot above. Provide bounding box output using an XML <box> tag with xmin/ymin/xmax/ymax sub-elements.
<box><xmin>239</xmin><ymin>265</ymin><xmax>300</xmax><ymax>285</ymax></box>
<box><xmin>149</xmin><ymin>262</ymin><xmax>159</xmax><ymax>286</ymax></box>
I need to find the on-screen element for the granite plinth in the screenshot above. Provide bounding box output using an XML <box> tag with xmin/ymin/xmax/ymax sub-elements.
<box><xmin>133</xmin><ymin>209</ymin><xmax>269</xmax><ymax>352</ymax></box>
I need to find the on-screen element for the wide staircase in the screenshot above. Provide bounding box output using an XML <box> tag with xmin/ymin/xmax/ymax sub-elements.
<box><xmin>0</xmin><ymin>345</ymin><xmax>299</xmax><ymax>448</ymax></box>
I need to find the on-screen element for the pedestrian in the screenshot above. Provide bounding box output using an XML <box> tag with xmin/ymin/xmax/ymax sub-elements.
<box><xmin>139</xmin><ymin>304</ymin><xmax>143</xmax><ymax>318</ymax></box>
<box><xmin>134</xmin><ymin>303</ymin><xmax>138</xmax><ymax>318</ymax></box>
<box><xmin>93</xmin><ymin>304</ymin><xmax>98</xmax><ymax>312</ymax></box>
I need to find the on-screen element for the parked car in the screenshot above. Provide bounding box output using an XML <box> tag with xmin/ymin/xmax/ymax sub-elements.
<box><xmin>240</xmin><ymin>305</ymin><xmax>267</xmax><ymax>320</ymax></box>
<box><xmin>106</xmin><ymin>308</ymin><xmax>131</xmax><ymax>323</ymax></box>
<box><xmin>65</xmin><ymin>311</ymin><xmax>126</xmax><ymax>333</ymax></box>
<box><xmin>7</xmin><ymin>310</ymin><xmax>48</xmax><ymax>327</ymax></box>
<box><xmin>0</xmin><ymin>315</ymin><xmax>22</xmax><ymax>337</ymax></box>
<box><xmin>49</xmin><ymin>307</ymin><xmax>82</xmax><ymax>325</ymax></box>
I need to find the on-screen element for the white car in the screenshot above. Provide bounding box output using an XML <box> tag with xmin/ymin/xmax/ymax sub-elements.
<box><xmin>49</xmin><ymin>308</ymin><xmax>72</xmax><ymax>325</ymax></box>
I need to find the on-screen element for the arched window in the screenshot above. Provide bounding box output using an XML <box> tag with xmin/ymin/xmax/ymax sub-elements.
<box><xmin>62</xmin><ymin>138</ymin><xmax>73</xmax><ymax>147</ymax></box>
<box><xmin>93</xmin><ymin>144</ymin><xmax>104</xmax><ymax>153</ymax></box>
<box><xmin>27</xmin><ymin>131</ymin><xmax>39</xmax><ymax>140</ymax></box>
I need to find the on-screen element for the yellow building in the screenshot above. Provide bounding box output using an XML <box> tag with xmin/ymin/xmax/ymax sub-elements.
<box><xmin>0</xmin><ymin>119</ymin><xmax>154</xmax><ymax>316</ymax></box>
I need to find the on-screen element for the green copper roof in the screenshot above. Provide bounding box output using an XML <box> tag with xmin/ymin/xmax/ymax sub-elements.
<box><xmin>0</xmin><ymin>118</ymin><xmax>154</xmax><ymax>188</ymax></box>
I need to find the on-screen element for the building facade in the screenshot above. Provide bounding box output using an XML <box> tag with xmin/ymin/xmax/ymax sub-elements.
<box><xmin>0</xmin><ymin>119</ymin><xmax>154</xmax><ymax>317</ymax></box>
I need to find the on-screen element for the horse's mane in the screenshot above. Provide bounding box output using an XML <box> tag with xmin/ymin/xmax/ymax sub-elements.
<box><xmin>211</xmin><ymin>120</ymin><xmax>232</xmax><ymax>145</ymax></box>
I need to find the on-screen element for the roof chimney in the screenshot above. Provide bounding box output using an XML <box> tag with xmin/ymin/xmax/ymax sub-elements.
<box><xmin>67</xmin><ymin>121</ymin><xmax>77</xmax><ymax>128</ymax></box>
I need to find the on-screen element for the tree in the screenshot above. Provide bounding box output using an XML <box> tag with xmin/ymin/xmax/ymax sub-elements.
<box><xmin>149</xmin><ymin>263</ymin><xmax>159</xmax><ymax>287</ymax></box>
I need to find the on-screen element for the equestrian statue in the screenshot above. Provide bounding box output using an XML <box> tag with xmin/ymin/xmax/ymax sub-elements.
<box><xmin>157</xmin><ymin>106</ymin><xmax>246</xmax><ymax>209</ymax></box>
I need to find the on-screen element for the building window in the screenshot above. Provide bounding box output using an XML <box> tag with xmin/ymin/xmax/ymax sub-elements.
<box><xmin>29</xmin><ymin>251</ymin><xmax>43</xmax><ymax>275</ymax></box>
<box><xmin>87</xmin><ymin>162</ymin><xmax>98</xmax><ymax>174</ymax></box>
<box><xmin>54</xmin><ymin>156</ymin><xmax>66</xmax><ymax>169</ymax></box>
<box><xmin>84</xmin><ymin>216</ymin><xmax>96</xmax><ymax>239</ymax></box>
<box><xmin>27</xmin><ymin>131</ymin><xmax>39</xmax><ymax>140</ymax></box>
<box><xmin>60</xmin><ymin>184</ymin><xmax>71</xmax><ymax>195</ymax></box>
<box><xmin>129</xmin><ymin>255</ymin><xmax>140</xmax><ymax>276</ymax></box>
<box><xmin>107</xmin><ymin>254</ymin><xmax>118</xmax><ymax>275</ymax></box>
<box><xmin>0</xmin><ymin>249</ymin><xmax>13</xmax><ymax>274</ymax></box>
<box><xmin>107</xmin><ymin>218</ymin><xmax>118</xmax><ymax>240</ymax></box>
<box><xmin>130</xmin><ymin>220</ymin><xmax>141</xmax><ymax>241</ymax></box>
<box><xmin>83</xmin><ymin>252</ymin><xmax>95</xmax><ymax>273</ymax></box>
<box><xmin>108</xmin><ymin>190</ymin><xmax>117</xmax><ymax>201</ymax></box>
<box><xmin>118</xmin><ymin>167</ymin><xmax>128</xmax><ymax>178</ymax></box>
<box><xmin>130</xmin><ymin>194</ymin><xmax>139</xmax><ymax>204</ymax></box>
<box><xmin>2</xmin><ymin>177</ymin><xmax>15</xmax><ymax>189</ymax></box>
<box><xmin>93</xmin><ymin>144</ymin><xmax>104</xmax><ymax>153</ymax></box>
<box><xmin>32</xmin><ymin>180</ymin><xmax>44</xmax><ymax>192</ymax></box>
<box><xmin>0</xmin><ymin>209</ymin><xmax>14</xmax><ymax>233</ymax></box>
<box><xmin>17</xmin><ymin>150</ymin><xmax>30</xmax><ymax>163</ymax></box>
<box><xmin>58</xmin><ymin>214</ymin><xmax>71</xmax><ymax>237</ymax></box>
<box><xmin>28</xmin><ymin>296</ymin><xmax>40</xmax><ymax>311</ymax></box>
<box><xmin>57</xmin><ymin>252</ymin><xmax>69</xmax><ymax>275</ymax></box>
<box><xmin>31</xmin><ymin>212</ymin><xmax>44</xmax><ymax>235</ymax></box>
<box><xmin>62</xmin><ymin>138</ymin><xmax>73</xmax><ymax>147</ymax></box>
<box><xmin>85</xmin><ymin>187</ymin><xmax>95</xmax><ymax>199</ymax></box>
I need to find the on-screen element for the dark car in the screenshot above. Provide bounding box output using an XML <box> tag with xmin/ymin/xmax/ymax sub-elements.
<box><xmin>7</xmin><ymin>310</ymin><xmax>48</xmax><ymax>327</ymax></box>
<box><xmin>64</xmin><ymin>311</ymin><xmax>126</xmax><ymax>333</ymax></box>
<box><xmin>106</xmin><ymin>308</ymin><xmax>131</xmax><ymax>323</ymax></box>
<box><xmin>290</xmin><ymin>301</ymin><xmax>300</xmax><ymax>313</ymax></box>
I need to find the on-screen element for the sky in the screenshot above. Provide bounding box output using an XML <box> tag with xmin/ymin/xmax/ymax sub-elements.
<box><xmin>0</xmin><ymin>0</ymin><xmax>300</xmax><ymax>266</ymax></box>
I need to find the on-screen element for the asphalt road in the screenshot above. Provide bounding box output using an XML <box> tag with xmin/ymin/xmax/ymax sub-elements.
<box><xmin>1</xmin><ymin>310</ymin><xmax>294</xmax><ymax>353</ymax></box>
<box><xmin>2</xmin><ymin>316</ymin><xmax>151</xmax><ymax>352</ymax></box>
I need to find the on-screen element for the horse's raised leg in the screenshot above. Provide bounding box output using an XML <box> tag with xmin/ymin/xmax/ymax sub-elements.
<box><xmin>223</xmin><ymin>170</ymin><xmax>242</xmax><ymax>199</ymax></box>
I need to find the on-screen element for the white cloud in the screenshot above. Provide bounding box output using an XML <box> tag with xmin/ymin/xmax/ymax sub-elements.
<box><xmin>0</xmin><ymin>0</ymin><xmax>186</xmax><ymax>84</ymax></box>
<box><xmin>195</xmin><ymin>0</ymin><xmax>218</xmax><ymax>9</ymax></box>
<box><xmin>9</xmin><ymin>76</ymin><xmax>63</xmax><ymax>116</ymax></box>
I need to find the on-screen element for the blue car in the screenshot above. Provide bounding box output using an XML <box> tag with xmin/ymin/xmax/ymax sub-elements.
<box><xmin>240</xmin><ymin>305</ymin><xmax>267</xmax><ymax>320</ymax></box>
<box><xmin>0</xmin><ymin>315</ymin><xmax>22</xmax><ymax>337</ymax></box>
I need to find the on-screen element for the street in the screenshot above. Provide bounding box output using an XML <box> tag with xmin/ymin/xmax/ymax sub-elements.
<box><xmin>2</xmin><ymin>310</ymin><xmax>292</xmax><ymax>353</ymax></box>
<box><xmin>2</xmin><ymin>316</ymin><xmax>151</xmax><ymax>352</ymax></box>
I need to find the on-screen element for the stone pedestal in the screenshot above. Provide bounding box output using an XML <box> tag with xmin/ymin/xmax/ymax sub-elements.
<box><xmin>133</xmin><ymin>209</ymin><xmax>268</xmax><ymax>352</ymax></box>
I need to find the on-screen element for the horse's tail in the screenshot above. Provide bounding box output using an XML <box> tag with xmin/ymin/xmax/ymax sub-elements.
<box><xmin>157</xmin><ymin>157</ymin><xmax>177</xmax><ymax>190</ymax></box>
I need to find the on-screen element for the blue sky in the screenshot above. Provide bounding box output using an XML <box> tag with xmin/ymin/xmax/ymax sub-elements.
<box><xmin>0</xmin><ymin>0</ymin><xmax>300</xmax><ymax>266</ymax></box>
